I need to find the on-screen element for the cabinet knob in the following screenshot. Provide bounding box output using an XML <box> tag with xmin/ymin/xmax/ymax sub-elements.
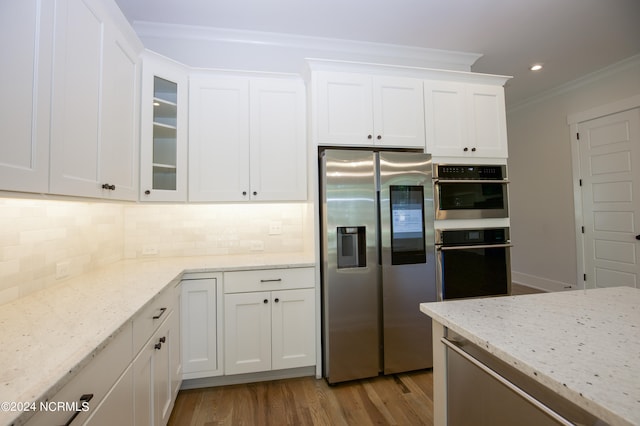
<box><xmin>471</xmin><ymin>147</ymin><xmax>477</xmax><ymax>152</ymax></box>
<box><xmin>635</xmin><ymin>235</ymin><xmax>640</xmax><ymax>240</ymax></box>
<box><xmin>242</xmin><ymin>191</ymin><xmax>247</xmax><ymax>196</ymax></box>
<box><xmin>144</xmin><ymin>190</ymin><xmax>151</xmax><ymax>195</ymax></box>
<box><xmin>263</xmin><ymin>299</ymin><xmax>268</xmax><ymax>304</ymax></box>
<box><xmin>367</xmin><ymin>135</ymin><xmax>372</xmax><ymax>139</ymax></box>
<box><xmin>274</xmin><ymin>298</ymin><xmax>280</xmax><ymax>303</ymax></box>
<box><xmin>253</xmin><ymin>191</ymin><xmax>257</xmax><ymax>196</ymax></box>
<box><xmin>463</xmin><ymin>147</ymin><xmax>469</xmax><ymax>152</ymax></box>
<box><xmin>377</xmin><ymin>135</ymin><xmax>382</xmax><ymax>140</ymax></box>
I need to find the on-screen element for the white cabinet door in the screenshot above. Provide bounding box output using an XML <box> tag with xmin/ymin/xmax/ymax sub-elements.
<box><xmin>181</xmin><ymin>276</ymin><xmax>222</xmax><ymax>378</ymax></box>
<box><xmin>0</xmin><ymin>0</ymin><xmax>53</xmax><ymax>193</ymax></box>
<box><xmin>271</xmin><ymin>288</ymin><xmax>316</xmax><ymax>370</ymax></box>
<box><xmin>249</xmin><ymin>78</ymin><xmax>307</xmax><ymax>201</ymax></box>
<box><xmin>373</xmin><ymin>76</ymin><xmax>425</xmax><ymax>148</ymax></box>
<box><xmin>49</xmin><ymin>0</ymin><xmax>103</xmax><ymax>198</ymax></box>
<box><xmin>224</xmin><ymin>291</ymin><xmax>272</xmax><ymax>375</ymax></box>
<box><xmin>133</xmin><ymin>336</ymin><xmax>154</xmax><ymax>426</ymax></box>
<box><xmin>49</xmin><ymin>0</ymin><xmax>142</xmax><ymax>200</ymax></box>
<box><xmin>153</xmin><ymin>310</ymin><xmax>176</xmax><ymax>426</ymax></box>
<box><xmin>99</xmin><ymin>22</ymin><xmax>140</xmax><ymax>201</ymax></box>
<box><xmin>315</xmin><ymin>72</ymin><xmax>374</xmax><ymax>146</ymax></box>
<box><xmin>424</xmin><ymin>81</ymin><xmax>508</xmax><ymax>158</ymax></box>
<box><xmin>188</xmin><ymin>75</ymin><xmax>250</xmax><ymax>202</ymax></box>
<box><xmin>140</xmin><ymin>51</ymin><xmax>189</xmax><ymax>201</ymax></box>
<box><xmin>466</xmin><ymin>83</ymin><xmax>508</xmax><ymax>158</ymax></box>
<box><xmin>85</xmin><ymin>365</ymin><xmax>134</xmax><ymax>426</ymax></box>
<box><xmin>424</xmin><ymin>81</ymin><xmax>467</xmax><ymax>156</ymax></box>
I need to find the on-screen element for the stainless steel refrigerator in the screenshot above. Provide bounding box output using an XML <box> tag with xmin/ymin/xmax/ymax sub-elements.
<box><xmin>319</xmin><ymin>148</ymin><xmax>436</xmax><ymax>384</ymax></box>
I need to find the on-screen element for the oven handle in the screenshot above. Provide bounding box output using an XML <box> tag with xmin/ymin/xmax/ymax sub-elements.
<box><xmin>438</xmin><ymin>243</ymin><xmax>514</xmax><ymax>251</ymax></box>
<box><xmin>433</xmin><ymin>179</ymin><xmax>510</xmax><ymax>184</ymax></box>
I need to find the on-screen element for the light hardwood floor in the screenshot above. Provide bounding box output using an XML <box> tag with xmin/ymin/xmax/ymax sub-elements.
<box><xmin>168</xmin><ymin>370</ymin><xmax>434</xmax><ymax>426</ymax></box>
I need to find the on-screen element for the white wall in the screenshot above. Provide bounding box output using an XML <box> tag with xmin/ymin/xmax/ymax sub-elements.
<box><xmin>507</xmin><ymin>55</ymin><xmax>640</xmax><ymax>291</ymax></box>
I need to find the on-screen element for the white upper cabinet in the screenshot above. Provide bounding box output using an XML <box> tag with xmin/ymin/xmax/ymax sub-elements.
<box><xmin>0</xmin><ymin>0</ymin><xmax>54</xmax><ymax>194</ymax></box>
<box><xmin>313</xmin><ymin>71</ymin><xmax>425</xmax><ymax>148</ymax></box>
<box><xmin>249</xmin><ymin>78</ymin><xmax>307</xmax><ymax>201</ymax></box>
<box><xmin>140</xmin><ymin>50</ymin><xmax>189</xmax><ymax>202</ymax></box>
<box><xmin>189</xmin><ymin>74</ymin><xmax>306</xmax><ymax>202</ymax></box>
<box><xmin>424</xmin><ymin>81</ymin><xmax>508</xmax><ymax>158</ymax></box>
<box><xmin>49</xmin><ymin>0</ymin><xmax>142</xmax><ymax>200</ymax></box>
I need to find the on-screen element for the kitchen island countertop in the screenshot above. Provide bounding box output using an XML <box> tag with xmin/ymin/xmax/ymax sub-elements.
<box><xmin>420</xmin><ymin>286</ymin><xmax>640</xmax><ymax>426</ymax></box>
<box><xmin>0</xmin><ymin>253</ymin><xmax>314</xmax><ymax>425</ymax></box>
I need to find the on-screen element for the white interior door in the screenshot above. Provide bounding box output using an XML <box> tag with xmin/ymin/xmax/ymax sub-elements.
<box><xmin>579</xmin><ymin>108</ymin><xmax>640</xmax><ymax>289</ymax></box>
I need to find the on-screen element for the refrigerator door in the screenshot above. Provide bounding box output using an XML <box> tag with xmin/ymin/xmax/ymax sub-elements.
<box><xmin>378</xmin><ymin>151</ymin><xmax>436</xmax><ymax>373</ymax></box>
<box><xmin>321</xmin><ymin>149</ymin><xmax>380</xmax><ymax>384</ymax></box>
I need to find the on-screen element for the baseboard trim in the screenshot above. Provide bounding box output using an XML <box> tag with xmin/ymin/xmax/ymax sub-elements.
<box><xmin>181</xmin><ymin>366</ymin><xmax>317</xmax><ymax>390</ymax></box>
<box><xmin>512</xmin><ymin>271</ymin><xmax>576</xmax><ymax>292</ymax></box>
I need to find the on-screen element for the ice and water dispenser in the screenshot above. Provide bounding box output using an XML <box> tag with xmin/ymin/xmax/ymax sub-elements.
<box><xmin>336</xmin><ymin>226</ymin><xmax>367</xmax><ymax>269</ymax></box>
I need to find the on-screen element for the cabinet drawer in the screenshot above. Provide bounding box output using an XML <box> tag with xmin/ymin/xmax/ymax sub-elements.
<box><xmin>26</xmin><ymin>324</ymin><xmax>133</xmax><ymax>426</ymax></box>
<box><xmin>133</xmin><ymin>286</ymin><xmax>176</xmax><ymax>354</ymax></box>
<box><xmin>224</xmin><ymin>267</ymin><xmax>314</xmax><ymax>293</ymax></box>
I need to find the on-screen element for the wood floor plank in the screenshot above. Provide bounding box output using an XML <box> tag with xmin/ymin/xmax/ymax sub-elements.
<box><xmin>168</xmin><ymin>370</ymin><xmax>434</xmax><ymax>426</ymax></box>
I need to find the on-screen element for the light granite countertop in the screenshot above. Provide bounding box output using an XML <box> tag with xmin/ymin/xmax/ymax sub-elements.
<box><xmin>420</xmin><ymin>286</ymin><xmax>640</xmax><ymax>426</ymax></box>
<box><xmin>0</xmin><ymin>253</ymin><xmax>314</xmax><ymax>426</ymax></box>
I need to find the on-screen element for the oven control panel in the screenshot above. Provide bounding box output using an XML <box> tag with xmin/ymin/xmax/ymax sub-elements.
<box><xmin>435</xmin><ymin>165</ymin><xmax>505</xmax><ymax>180</ymax></box>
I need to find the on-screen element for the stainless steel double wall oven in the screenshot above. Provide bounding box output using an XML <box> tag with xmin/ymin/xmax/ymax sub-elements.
<box><xmin>433</xmin><ymin>164</ymin><xmax>512</xmax><ymax>300</ymax></box>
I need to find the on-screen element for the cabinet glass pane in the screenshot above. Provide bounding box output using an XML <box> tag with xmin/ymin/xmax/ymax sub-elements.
<box><xmin>152</xmin><ymin>77</ymin><xmax>177</xmax><ymax>190</ymax></box>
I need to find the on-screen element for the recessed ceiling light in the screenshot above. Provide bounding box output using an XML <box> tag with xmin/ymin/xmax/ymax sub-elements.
<box><xmin>530</xmin><ymin>64</ymin><xmax>543</xmax><ymax>71</ymax></box>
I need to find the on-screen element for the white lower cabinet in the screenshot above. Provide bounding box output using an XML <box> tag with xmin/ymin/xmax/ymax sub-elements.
<box><xmin>181</xmin><ymin>273</ymin><xmax>223</xmax><ymax>379</ymax></box>
<box><xmin>26</xmin><ymin>282</ymin><xmax>180</xmax><ymax>426</ymax></box>
<box><xmin>133</xmin><ymin>286</ymin><xmax>181</xmax><ymax>426</ymax></box>
<box><xmin>223</xmin><ymin>268</ymin><xmax>316</xmax><ymax>375</ymax></box>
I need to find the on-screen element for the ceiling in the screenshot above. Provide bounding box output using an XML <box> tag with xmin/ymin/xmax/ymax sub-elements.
<box><xmin>115</xmin><ymin>0</ymin><xmax>640</xmax><ymax>107</ymax></box>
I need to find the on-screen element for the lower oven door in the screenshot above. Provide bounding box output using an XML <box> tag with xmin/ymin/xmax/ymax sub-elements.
<box><xmin>437</xmin><ymin>243</ymin><xmax>512</xmax><ymax>300</ymax></box>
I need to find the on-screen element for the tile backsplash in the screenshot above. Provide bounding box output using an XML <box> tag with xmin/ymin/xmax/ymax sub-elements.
<box><xmin>0</xmin><ymin>198</ymin><xmax>124</xmax><ymax>304</ymax></box>
<box><xmin>0</xmin><ymin>197</ymin><xmax>313</xmax><ymax>305</ymax></box>
<box><xmin>123</xmin><ymin>203</ymin><xmax>312</xmax><ymax>258</ymax></box>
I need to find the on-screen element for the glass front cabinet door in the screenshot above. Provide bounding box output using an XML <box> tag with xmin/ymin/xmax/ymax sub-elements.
<box><xmin>140</xmin><ymin>50</ymin><xmax>188</xmax><ymax>201</ymax></box>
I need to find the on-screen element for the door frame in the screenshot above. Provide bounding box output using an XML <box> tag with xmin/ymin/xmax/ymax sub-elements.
<box><xmin>567</xmin><ymin>94</ymin><xmax>640</xmax><ymax>288</ymax></box>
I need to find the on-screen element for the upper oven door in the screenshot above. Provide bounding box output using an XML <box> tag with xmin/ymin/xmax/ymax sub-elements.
<box><xmin>433</xmin><ymin>164</ymin><xmax>509</xmax><ymax>220</ymax></box>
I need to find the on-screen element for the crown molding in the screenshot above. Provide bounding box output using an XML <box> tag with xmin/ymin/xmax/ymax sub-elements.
<box><xmin>132</xmin><ymin>21</ymin><xmax>483</xmax><ymax>72</ymax></box>
<box><xmin>507</xmin><ymin>53</ymin><xmax>640</xmax><ymax>114</ymax></box>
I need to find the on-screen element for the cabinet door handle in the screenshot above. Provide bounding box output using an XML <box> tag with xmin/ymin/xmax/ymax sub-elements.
<box><xmin>152</xmin><ymin>307</ymin><xmax>167</xmax><ymax>320</ymax></box>
<box><xmin>155</xmin><ymin>342</ymin><xmax>162</xmax><ymax>350</ymax></box>
<box><xmin>260</xmin><ymin>278</ymin><xmax>282</xmax><ymax>283</ymax></box>
<box><xmin>253</xmin><ymin>191</ymin><xmax>257</xmax><ymax>196</ymax></box>
<box><xmin>263</xmin><ymin>299</ymin><xmax>269</xmax><ymax>304</ymax></box>
<box><xmin>274</xmin><ymin>298</ymin><xmax>280</xmax><ymax>303</ymax></box>
<box><xmin>471</xmin><ymin>147</ymin><xmax>477</xmax><ymax>152</ymax></box>
<box><xmin>377</xmin><ymin>135</ymin><xmax>381</xmax><ymax>140</ymax></box>
<box><xmin>101</xmin><ymin>183</ymin><xmax>115</xmax><ymax>190</ymax></box>
<box><xmin>62</xmin><ymin>393</ymin><xmax>94</xmax><ymax>426</ymax></box>
<box><xmin>367</xmin><ymin>134</ymin><xmax>372</xmax><ymax>139</ymax></box>
<box><xmin>159</xmin><ymin>336</ymin><xmax>166</xmax><ymax>343</ymax></box>
<box><xmin>463</xmin><ymin>147</ymin><xmax>469</xmax><ymax>152</ymax></box>
<box><xmin>144</xmin><ymin>190</ymin><xmax>151</xmax><ymax>195</ymax></box>
<box><xmin>242</xmin><ymin>191</ymin><xmax>247</xmax><ymax>196</ymax></box>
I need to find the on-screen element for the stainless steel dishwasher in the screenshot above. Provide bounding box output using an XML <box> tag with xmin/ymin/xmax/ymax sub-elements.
<box><xmin>443</xmin><ymin>331</ymin><xmax>607</xmax><ymax>426</ymax></box>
